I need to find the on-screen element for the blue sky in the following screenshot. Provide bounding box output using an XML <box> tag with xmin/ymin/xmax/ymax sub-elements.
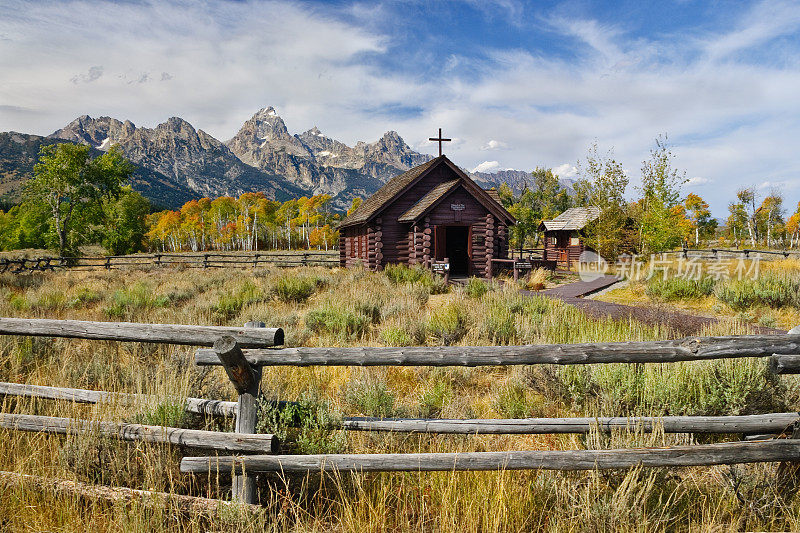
<box><xmin>1</xmin><ymin>0</ymin><xmax>800</xmax><ymax>216</ymax></box>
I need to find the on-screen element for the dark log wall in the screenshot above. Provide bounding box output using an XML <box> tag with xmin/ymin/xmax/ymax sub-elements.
<box><xmin>340</xmin><ymin>226</ymin><xmax>372</xmax><ymax>268</ymax></box>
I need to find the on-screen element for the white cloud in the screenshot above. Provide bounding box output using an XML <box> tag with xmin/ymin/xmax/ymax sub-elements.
<box><xmin>686</xmin><ymin>176</ymin><xmax>710</xmax><ymax>186</ymax></box>
<box><xmin>70</xmin><ymin>65</ymin><xmax>103</xmax><ymax>84</ymax></box>
<box><xmin>481</xmin><ymin>139</ymin><xmax>506</xmax><ymax>151</ymax></box>
<box><xmin>553</xmin><ymin>163</ymin><xmax>578</xmax><ymax>179</ymax></box>
<box><xmin>472</xmin><ymin>161</ymin><xmax>502</xmax><ymax>173</ymax></box>
<box><xmin>2</xmin><ymin>0</ymin><xmax>800</xmax><ymax>216</ymax></box>
<box><xmin>758</xmin><ymin>180</ymin><xmax>793</xmax><ymax>191</ymax></box>
<box><xmin>702</xmin><ymin>0</ymin><xmax>800</xmax><ymax>61</ymax></box>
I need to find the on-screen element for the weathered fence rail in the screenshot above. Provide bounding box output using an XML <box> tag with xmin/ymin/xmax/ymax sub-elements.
<box><xmin>770</xmin><ymin>355</ymin><xmax>800</xmax><ymax>374</ymax></box>
<box><xmin>0</xmin><ymin>251</ymin><xmax>338</xmax><ymax>274</ymax></box>
<box><xmin>181</xmin><ymin>439</ymin><xmax>800</xmax><ymax>474</ymax></box>
<box><xmin>5</xmin><ymin>380</ymin><xmax>795</xmax><ymax>435</ymax></box>
<box><xmin>0</xmin><ymin>318</ymin><xmax>284</xmax><ymax>347</ymax></box>
<box><xmin>5</xmin><ymin>317</ymin><xmax>800</xmax><ymax>507</ymax></box>
<box><xmin>0</xmin><ymin>413</ymin><xmax>278</xmax><ymax>453</ymax></box>
<box><xmin>341</xmin><ymin>414</ymin><xmax>800</xmax><ymax>435</ymax></box>
<box><xmin>0</xmin><ymin>381</ymin><xmax>238</xmax><ymax>417</ymax></box>
<box><xmin>0</xmin><ymin>471</ymin><xmax>260</xmax><ymax>514</ymax></box>
<box><xmin>195</xmin><ymin>334</ymin><xmax>800</xmax><ymax>367</ymax></box>
<box><xmin>654</xmin><ymin>248</ymin><xmax>799</xmax><ymax>260</ymax></box>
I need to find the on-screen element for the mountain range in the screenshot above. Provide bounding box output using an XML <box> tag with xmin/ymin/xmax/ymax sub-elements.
<box><xmin>1</xmin><ymin>106</ymin><xmax>570</xmax><ymax>211</ymax></box>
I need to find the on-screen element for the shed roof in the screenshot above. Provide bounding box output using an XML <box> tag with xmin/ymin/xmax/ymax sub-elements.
<box><xmin>397</xmin><ymin>179</ymin><xmax>460</xmax><ymax>223</ymax></box>
<box><xmin>539</xmin><ymin>207</ymin><xmax>601</xmax><ymax>231</ymax></box>
<box><xmin>484</xmin><ymin>188</ymin><xmax>502</xmax><ymax>205</ymax></box>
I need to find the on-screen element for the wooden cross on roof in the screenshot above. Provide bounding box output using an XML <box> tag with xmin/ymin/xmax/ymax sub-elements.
<box><xmin>429</xmin><ymin>128</ymin><xmax>451</xmax><ymax>157</ymax></box>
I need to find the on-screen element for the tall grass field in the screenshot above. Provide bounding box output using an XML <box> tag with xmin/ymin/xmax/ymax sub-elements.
<box><xmin>1</xmin><ymin>264</ymin><xmax>799</xmax><ymax>531</ymax></box>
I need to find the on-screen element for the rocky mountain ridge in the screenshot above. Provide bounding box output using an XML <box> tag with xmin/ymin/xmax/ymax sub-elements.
<box><xmin>49</xmin><ymin>114</ymin><xmax>305</xmax><ymax>203</ymax></box>
<box><xmin>0</xmin><ymin>131</ymin><xmax>198</xmax><ymax>209</ymax></box>
<box><xmin>2</xmin><ymin>106</ymin><xmax>571</xmax><ymax>211</ymax></box>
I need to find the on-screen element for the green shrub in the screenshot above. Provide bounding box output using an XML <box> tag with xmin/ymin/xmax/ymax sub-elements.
<box><xmin>32</xmin><ymin>290</ymin><xmax>67</xmax><ymax>310</ymax></box>
<box><xmin>354</xmin><ymin>300</ymin><xmax>382</xmax><ymax>324</ymax></box>
<box><xmin>273</xmin><ymin>275</ymin><xmax>322</xmax><ymax>303</ymax></box>
<box><xmin>385</xmin><ymin>263</ymin><xmax>450</xmax><ymax>295</ymax></box>
<box><xmin>344</xmin><ymin>377</ymin><xmax>398</xmax><ymax>417</ymax></box>
<box><xmin>425</xmin><ymin>275</ymin><xmax>450</xmax><ymax>295</ymax></box>
<box><xmin>697</xmin><ymin>359</ymin><xmax>782</xmax><ymax>415</ymax></box>
<box><xmin>758</xmin><ymin>314</ymin><xmax>777</xmax><ymax>328</ymax></box>
<box><xmin>487</xmin><ymin>291</ymin><xmax>550</xmax><ymax>318</ymax></box>
<box><xmin>68</xmin><ymin>287</ymin><xmax>101</xmax><ymax>307</ymax></box>
<box><xmin>714</xmin><ymin>274</ymin><xmax>799</xmax><ymax>311</ymax></box>
<box><xmin>380</xmin><ymin>325</ymin><xmax>414</xmax><ymax>346</ymax></box>
<box><xmin>305</xmin><ymin>305</ymin><xmax>370</xmax><ymax>340</ymax></box>
<box><xmin>465</xmin><ymin>277</ymin><xmax>489</xmax><ymax>298</ymax></box>
<box><xmin>8</xmin><ymin>293</ymin><xmax>30</xmax><ymax>311</ymax></box>
<box><xmin>426</xmin><ymin>301</ymin><xmax>467</xmax><ymax>345</ymax></box>
<box><xmin>133</xmin><ymin>400</ymin><xmax>186</xmax><ymax>428</ymax></box>
<box><xmin>556</xmin><ymin>366</ymin><xmax>596</xmax><ymax>409</ymax></box>
<box><xmin>483</xmin><ymin>304</ymin><xmax>516</xmax><ymax>344</ymax></box>
<box><xmin>257</xmin><ymin>392</ymin><xmax>344</xmax><ymax>454</ymax></box>
<box><xmin>385</xmin><ymin>263</ymin><xmax>428</xmax><ymax>284</ymax></box>
<box><xmin>646</xmin><ymin>276</ymin><xmax>716</xmax><ymax>301</ymax></box>
<box><xmin>212</xmin><ymin>280</ymin><xmax>266</xmax><ymax>320</ymax></box>
<box><xmin>752</xmin><ymin>274</ymin><xmax>797</xmax><ymax>308</ymax></box>
<box><xmin>715</xmin><ymin>279</ymin><xmax>757</xmax><ymax>311</ymax></box>
<box><xmin>494</xmin><ymin>382</ymin><xmax>535</xmax><ymax>418</ymax></box>
<box><xmin>418</xmin><ymin>380</ymin><xmax>452</xmax><ymax>418</ymax></box>
<box><xmin>105</xmin><ymin>282</ymin><xmax>169</xmax><ymax>317</ymax></box>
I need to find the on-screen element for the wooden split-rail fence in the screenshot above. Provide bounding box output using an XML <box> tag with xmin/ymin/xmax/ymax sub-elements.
<box><xmin>0</xmin><ymin>251</ymin><xmax>338</xmax><ymax>274</ymax></box>
<box><xmin>4</xmin><ymin>318</ymin><xmax>800</xmax><ymax>505</ymax></box>
<box><xmin>654</xmin><ymin>248</ymin><xmax>800</xmax><ymax>261</ymax></box>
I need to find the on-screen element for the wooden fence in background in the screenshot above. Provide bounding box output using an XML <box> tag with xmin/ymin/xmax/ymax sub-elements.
<box><xmin>654</xmin><ymin>248</ymin><xmax>800</xmax><ymax>261</ymax></box>
<box><xmin>0</xmin><ymin>251</ymin><xmax>338</xmax><ymax>273</ymax></box>
<box><xmin>3</xmin><ymin>317</ymin><xmax>800</xmax><ymax>506</ymax></box>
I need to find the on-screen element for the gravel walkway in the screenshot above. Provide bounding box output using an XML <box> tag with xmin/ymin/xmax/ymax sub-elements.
<box><xmin>526</xmin><ymin>276</ymin><xmax>785</xmax><ymax>336</ymax></box>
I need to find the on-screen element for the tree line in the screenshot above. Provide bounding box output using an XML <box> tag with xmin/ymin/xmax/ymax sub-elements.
<box><xmin>499</xmin><ymin>135</ymin><xmax>799</xmax><ymax>259</ymax></box>
<box><xmin>1</xmin><ymin>141</ymin><xmax>797</xmax><ymax>259</ymax></box>
<box><xmin>0</xmin><ymin>143</ymin><xmax>148</xmax><ymax>256</ymax></box>
<box><xmin>145</xmin><ymin>194</ymin><xmax>339</xmax><ymax>252</ymax></box>
<box><xmin>0</xmin><ymin>142</ymin><xmax>340</xmax><ymax>256</ymax></box>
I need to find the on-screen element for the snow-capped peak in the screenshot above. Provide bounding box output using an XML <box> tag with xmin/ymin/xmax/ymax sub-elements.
<box><xmin>256</xmin><ymin>106</ymin><xmax>277</xmax><ymax>118</ymax></box>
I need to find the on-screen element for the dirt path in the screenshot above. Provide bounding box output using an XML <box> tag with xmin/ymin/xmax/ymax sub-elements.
<box><xmin>526</xmin><ymin>276</ymin><xmax>785</xmax><ymax>336</ymax></box>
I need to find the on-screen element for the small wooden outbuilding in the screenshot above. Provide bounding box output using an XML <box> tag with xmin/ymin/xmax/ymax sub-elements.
<box><xmin>338</xmin><ymin>155</ymin><xmax>515</xmax><ymax>277</ymax></box>
<box><xmin>539</xmin><ymin>207</ymin><xmax>600</xmax><ymax>267</ymax></box>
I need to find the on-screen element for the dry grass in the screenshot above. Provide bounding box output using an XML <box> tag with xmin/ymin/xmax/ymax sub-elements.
<box><xmin>1</xmin><ymin>264</ymin><xmax>799</xmax><ymax>531</ymax></box>
<box><xmin>597</xmin><ymin>256</ymin><xmax>800</xmax><ymax>331</ymax></box>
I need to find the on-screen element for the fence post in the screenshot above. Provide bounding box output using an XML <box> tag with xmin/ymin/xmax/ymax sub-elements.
<box><xmin>212</xmin><ymin>322</ymin><xmax>265</xmax><ymax>505</ymax></box>
<box><xmin>776</xmin><ymin>421</ymin><xmax>800</xmax><ymax>497</ymax></box>
<box><xmin>203</xmin><ymin>254</ymin><xmax>209</xmax><ymax>269</ymax></box>
<box><xmin>775</xmin><ymin>324</ymin><xmax>800</xmax><ymax>497</ymax></box>
<box><xmin>155</xmin><ymin>254</ymin><xmax>162</xmax><ymax>267</ymax></box>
